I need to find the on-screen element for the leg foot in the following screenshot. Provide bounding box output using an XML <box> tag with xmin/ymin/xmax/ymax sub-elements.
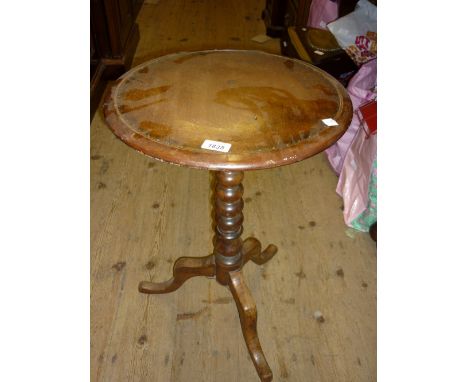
<box><xmin>228</xmin><ymin>270</ymin><xmax>273</xmax><ymax>382</ymax></box>
<box><xmin>139</xmin><ymin>255</ymin><xmax>215</xmax><ymax>294</ymax></box>
<box><xmin>243</xmin><ymin>237</ymin><xmax>278</xmax><ymax>266</ymax></box>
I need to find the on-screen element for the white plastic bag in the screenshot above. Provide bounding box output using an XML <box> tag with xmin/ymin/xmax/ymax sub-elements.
<box><xmin>327</xmin><ymin>0</ymin><xmax>377</xmax><ymax>65</ymax></box>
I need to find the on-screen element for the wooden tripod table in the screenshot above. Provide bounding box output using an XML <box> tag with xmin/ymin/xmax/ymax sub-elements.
<box><xmin>103</xmin><ymin>50</ymin><xmax>352</xmax><ymax>381</ymax></box>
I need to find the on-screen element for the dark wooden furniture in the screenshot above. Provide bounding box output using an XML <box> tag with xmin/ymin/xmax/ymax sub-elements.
<box><xmin>281</xmin><ymin>26</ymin><xmax>358</xmax><ymax>85</ymax></box>
<box><xmin>103</xmin><ymin>50</ymin><xmax>353</xmax><ymax>381</ymax></box>
<box><xmin>261</xmin><ymin>0</ymin><xmax>287</xmax><ymax>37</ymax></box>
<box><xmin>91</xmin><ymin>0</ymin><xmax>143</xmax><ymax>119</ymax></box>
<box><xmin>262</xmin><ymin>0</ymin><xmax>312</xmax><ymax>37</ymax></box>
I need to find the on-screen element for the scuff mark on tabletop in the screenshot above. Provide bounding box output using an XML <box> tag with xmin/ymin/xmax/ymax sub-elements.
<box><xmin>284</xmin><ymin>59</ymin><xmax>295</xmax><ymax>70</ymax></box>
<box><xmin>173</xmin><ymin>51</ymin><xmax>214</xmax><ymax>64</ymax></box>
<box><xmin>123</xmin><ymin>85</ymin><xmax>171</xmax><ymax>101</ymax></box>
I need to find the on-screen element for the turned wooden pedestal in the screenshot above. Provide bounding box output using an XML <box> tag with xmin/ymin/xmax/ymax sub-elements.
<box><xmin>140</xmin><ymin>170</ymin><xmax>277</xmax><ymax>381</ymax></box>
<box><xmin>103</xmin><ymin>50</ymin><xmax>352</xmax><ymax>381</ymax></box>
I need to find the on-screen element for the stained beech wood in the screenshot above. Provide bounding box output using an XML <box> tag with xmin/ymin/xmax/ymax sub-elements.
<box><xmin>103</xmin><ymin>49</ymin><xmax>353</xmax><ymax>171</ymax></box>
<box><xmin>214</xmin><ymin>171</ymin><xmax>245</xmax><ymax>285</ymax></box>
<box><xmin>138</xmin><ymin>169</ymin><xmax>276</xmax><ymax>381</ymax></box>
<box><xmin>137</xmin><ymin>169</ymin><xmax>277</xmax><ymax>381</ymax></box>
<box><xmin>228</xmin><ymin>270</ymin><xmax>273</xmax><ymax>382</ymax></box>
<box><xmin>242</xmin><ymin>237</ymin><xmax>278</xmax><ymax>266</ymax></box>
<box><xmin>138</xmin><ymin>255</ymin><xmax>215</xmax><ymax>294</ymax></box>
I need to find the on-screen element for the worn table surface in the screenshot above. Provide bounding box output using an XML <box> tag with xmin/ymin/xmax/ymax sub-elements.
<box><xmin>103</xmin><ymin>50</ymin><xmax>352</xmax><ymax>170</ymax></box>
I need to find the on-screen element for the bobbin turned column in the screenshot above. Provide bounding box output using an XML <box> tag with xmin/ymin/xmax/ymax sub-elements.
<box><xmin>214</xmin><ymin>171</ymin><xmax>273</xmax><ymax>381</ymax></box>
<box><xmin>213</xmin><ymin>171</ymin><xmax>244</xmax><ymax>285</ymax></box>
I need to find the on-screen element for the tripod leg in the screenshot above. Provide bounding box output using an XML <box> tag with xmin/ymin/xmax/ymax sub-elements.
<box><xmin>139</xmin><ymin>255</ymin><xmax>215</xmax><ymax>294</ymax></box>
<box><xmin>242</xmin><ymin>237</ymin><xmax>278</xmax><ymax>266</ymax></box>
<box><xmin>228</xmin><ymin>270</ymin><xmax>273</xmax><ymax>382</ymax></box>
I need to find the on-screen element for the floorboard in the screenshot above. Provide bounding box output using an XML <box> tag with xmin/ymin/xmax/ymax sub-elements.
<box><xmin>91</xmin><ymin>1</ymin><xmax>376</xmax><ymax>381</ymax></box>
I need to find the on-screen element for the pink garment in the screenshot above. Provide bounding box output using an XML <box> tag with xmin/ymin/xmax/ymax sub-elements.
<box><xmin>325</xmin><ymin>58</ymin><xmax>377</xmax><ymax>175</ymax></box>
<box><xmin>307</xmin><ymin>0</ymin><xmax>340</xmax><ymax>29</ymax></box>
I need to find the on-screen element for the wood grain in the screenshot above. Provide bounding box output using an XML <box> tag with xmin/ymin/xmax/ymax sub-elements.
<box><xmin>103</xmin><ymin>50</ymin><xmax>353</xmax><ymax>171</ymax></box>
<box><xmin>91</xmin><ymin>0</ymin><xmax>376</xmax><ymax>381</ymax></box>
<box><xmin>228</xmin><ymin>270</ymin><xmax>273</xmax><ymax>382</ymax></box>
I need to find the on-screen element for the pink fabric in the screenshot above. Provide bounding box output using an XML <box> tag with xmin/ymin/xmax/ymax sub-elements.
<box><xmin>325</xmin><ymin>58</ymin><xmax>377</xmax><ymax>175</ymax></box>
<box><xmin>307</xmin><ymin>0</ymin><xmax>340</xmax><ymax>29</ymax></box>
<box><xmin>336</xmin><ymin>126</ymin><xmax>376</xmax><ymax>226</ymax></box>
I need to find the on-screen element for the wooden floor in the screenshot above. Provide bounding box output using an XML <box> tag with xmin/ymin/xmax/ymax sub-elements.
<box><xmin>91</xmin><ymin>1</ymin><xmax>377</xmax><ymax>381</ymax></box>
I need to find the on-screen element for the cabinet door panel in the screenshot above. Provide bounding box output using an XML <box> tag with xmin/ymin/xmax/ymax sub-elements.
<box><xmin>118</xmin><ymin>0</ymin><xmax>134</xmax><ymax>48</ymax></box>
<box><xmin>91</xmin><ymin>0</ymin><xmax>112</xmax><ymax>57</ymax></box>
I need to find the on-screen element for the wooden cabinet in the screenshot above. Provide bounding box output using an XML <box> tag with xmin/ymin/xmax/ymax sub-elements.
<box><xmin>91</xmin><ymin>0</ymin><xmax>143</xmax><ymax>119</ymax></box>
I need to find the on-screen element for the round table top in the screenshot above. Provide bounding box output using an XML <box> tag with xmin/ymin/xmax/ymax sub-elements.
<box><xmin>103</xmin><ymin>50</ymin><xmax>353</xmax><ymax>171</ymax></box>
